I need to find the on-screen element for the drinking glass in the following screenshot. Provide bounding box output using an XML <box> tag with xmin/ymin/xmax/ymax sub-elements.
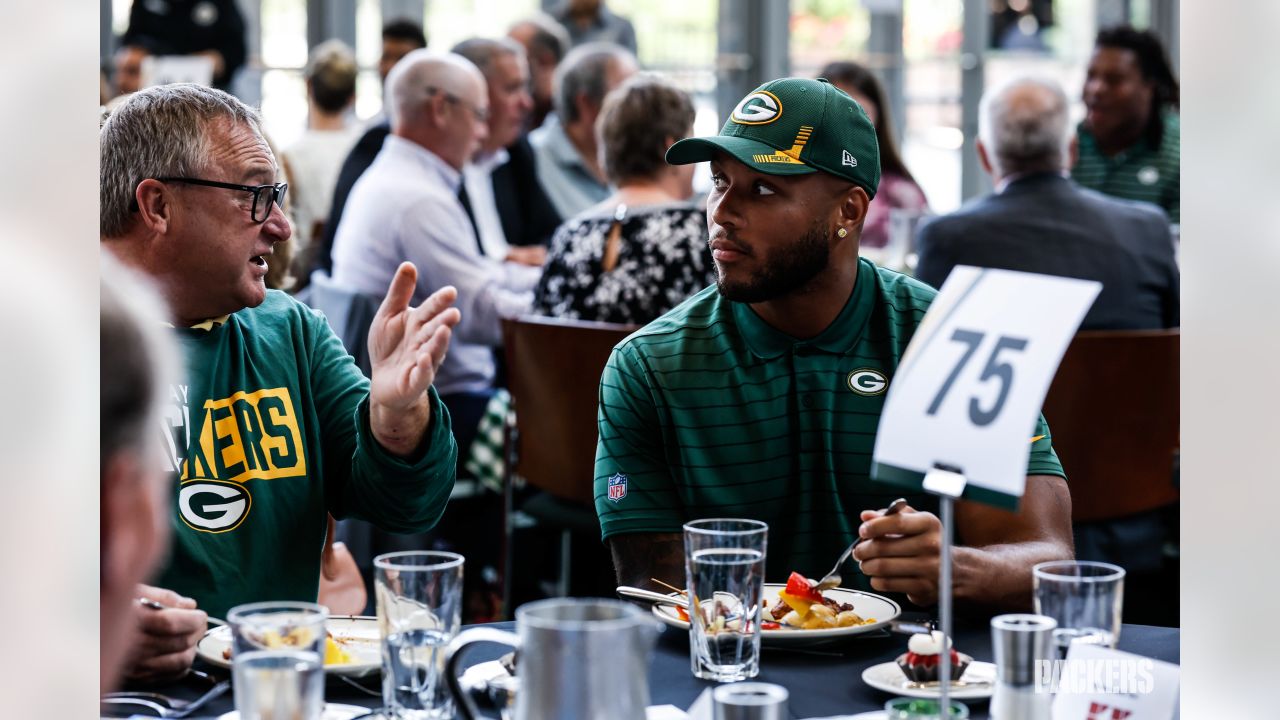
<box><xmin>1032</xmin><ymin>560</ymin><xmax>1125</xmax><ymax>659</ymax></box>
<box><xmin>226</xmin><ymin>601</ymin><xmax>327</xmax><ymax>720</ymax></box>
<box><xmin>375</xmin><ymin>550</ymin><xmax>465</xmax><ymax>719</ymax></box>
<box><xmin>684</xmin><ymin>518</ymin><xmax>768</xmax><ymax>681</ymax></box>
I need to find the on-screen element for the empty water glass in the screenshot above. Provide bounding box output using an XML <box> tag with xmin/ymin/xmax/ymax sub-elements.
<box><xmin>1032</xmin><ymin>560</ymin><xmax>1125</xmax><ymax>659</ymax></box>
<box><xmin>375</xmin><ymin>550</ymin><xmax>465</xmax><ymax>719</ymax></box>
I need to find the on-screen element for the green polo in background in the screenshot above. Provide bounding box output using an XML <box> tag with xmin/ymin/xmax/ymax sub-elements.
<box><xmin>594</xmin><ymin>77</ymin><xmax>1073</xmax><ymax>608</ymax></box>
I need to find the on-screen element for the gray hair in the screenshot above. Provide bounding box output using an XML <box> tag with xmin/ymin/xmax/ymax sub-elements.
<box><xmin>385</xmin><ymin>49</ymin><xmax>484</xmax><ymax>131</ymax></box>
<box><xmin>509</xmin><ymin>13</ymin><xmax>570</xmax><ymax>63</ymax></box>
<box><xmin>451</xmin><ymin>36</ymin><xmax>525</xmax><ymax>79</ymax></box>
<box><xmin>553</xmin><ymin>42</ymin><xmax>637</xmax><ymax>124</ymax></box>
<box><xmin>978</xmin><ymin>76</ymin><xmax>1071</xmax><ymax>176</ymax></box>
<box><xmin>100</xmin><ymin>84</ymin><xmax>263</xmax><ymax>238</ymax></box>
<box><xmin>100</xmin><ymin>251</ymin><xmax>179</xmax><ymax>469</ymax></box>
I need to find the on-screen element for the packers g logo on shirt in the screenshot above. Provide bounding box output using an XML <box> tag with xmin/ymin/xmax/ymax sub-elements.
<box><xmin>178</xmin><ymin>480</ymin><xmax>252</xmax><ymax>533</ymax></box>
<box><xmin>732</xmin><ymin>91</ymin><xmax>782</xmax><ymax>125</ymax></box>
<box><xmin>847</xmin><ymin>368</ymin><xmax>888</xmax><ymax>396</ymax></box>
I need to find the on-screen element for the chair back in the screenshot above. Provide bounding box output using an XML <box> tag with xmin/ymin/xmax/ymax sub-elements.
<box><xmin>1042</xmin><ymin>329</ymin><xmax>1179</xmax><ymax>523</ymax></box>
<box><xmin>502</xmin><ymin>316</ymin><xmax>638</xmax><ymax>506</ymax></box>
<box><xmin>305</xmin><ymin>270</ymin><xmax>381</xmax><ymax>375</ymax></box>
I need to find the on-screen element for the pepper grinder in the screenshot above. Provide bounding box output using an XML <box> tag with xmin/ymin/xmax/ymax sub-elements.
<box><xmin>990</xmin><ymin>613</ymin><xmax>1057</xmax><ymax>720</ymax></box>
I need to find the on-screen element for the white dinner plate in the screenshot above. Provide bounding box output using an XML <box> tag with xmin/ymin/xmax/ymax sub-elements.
<box><xmin>197</xmin><ymin>615</ymin><xmax>381</xmax><ymax>678</ymax></box>
<box><xmin>650</xmin><ymin>583</ymin><xmax>900</xmax><ymax>645</ymax></box>
<box><xmin>861</xmin><ymin>659</ymin><xmax>997</xmax><ymax>700</ymax></box>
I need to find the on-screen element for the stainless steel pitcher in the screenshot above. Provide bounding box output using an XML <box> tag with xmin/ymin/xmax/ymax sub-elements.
<box><xmin>445</xmin><ymin>598</ymin><xmax>661</xmax><ymax>720</ymax></box>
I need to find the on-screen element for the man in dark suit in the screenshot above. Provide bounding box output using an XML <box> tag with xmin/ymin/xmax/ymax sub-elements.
<box><xmin>453</xmin><ymin>37</ymin><xmax>560</xmax><ymax>266</ymax></box>
<box><xmin>915</xmin><ymin>76</ymin><xmax>1178</xmax><ymax>331</ymax></box>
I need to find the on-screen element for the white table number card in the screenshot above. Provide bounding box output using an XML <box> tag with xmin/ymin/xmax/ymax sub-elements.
<box><xmin>872</xmin><ymin>266</ymin><xmax>1100</xmax><ymax>508</ymax></box>
<box><xmin>141</xmin><ymin>55</ymin><xmax>215</xmax><ymax>89</ymax></box>
<box><xmin>1051</xmin><ymin>643</ymin><xmax>1179</xmax><ymax>719</ymax></box>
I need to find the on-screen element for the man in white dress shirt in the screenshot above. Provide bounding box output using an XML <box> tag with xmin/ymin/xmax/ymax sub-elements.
<box><xmin>331</xmin><ymin>49</ymin><xmax>540</xmax><ymax>454</ymax></box>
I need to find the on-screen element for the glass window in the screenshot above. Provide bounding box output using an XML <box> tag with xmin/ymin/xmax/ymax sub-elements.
<box><xmin>425</xmin><ymin>0</ymin><xmax>539</xmax><ymax>53</ymax></box>
<box><xmin>789</xmin><ymin>0</ymin><xmax>872</xmax><ymax>79</ymax></box>
<box><xmin>259</xmin><ymin>0</ymin><xmax>309</xmax><ymax>150</ymax></box>
<box><xmin>354</xmin><ymin>0</ymin><xmax>384</xmax><ymax>120</ymax></box>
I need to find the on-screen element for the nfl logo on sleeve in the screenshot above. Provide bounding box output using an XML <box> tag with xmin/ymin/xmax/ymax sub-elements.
<box><xmin>607</xmin><ymin>473</ymin><xmax>628</xmax><ymax>502</ymax></box>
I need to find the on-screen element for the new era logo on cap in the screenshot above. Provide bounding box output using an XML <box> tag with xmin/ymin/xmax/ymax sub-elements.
<box><xmin>665</xmin><ymin>77</ymin><xmax>881</xmax><ymax>198</ymax></box>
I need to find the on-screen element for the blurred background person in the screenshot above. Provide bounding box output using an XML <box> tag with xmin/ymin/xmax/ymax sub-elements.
<box><xmin>1073</xmin><ymin>25</ymin><xmax>1180</xmax><ymax>222</ymax></box>
<box><xmin>820</xmin><ymin>60</ymin><xmax>929</xmax><ymax>251</ymax></box>
<box><xmin>550</xmin><ymin>0</ymin><xmax>637</xmax><ymax>55</ymax></box>
<box><xmin>533</xmin><ymin>74</ymin><xmax>712</xmax><ymax>324</ymax></box>
<box><xmin>314</xmin><ymin>18</ymin><xmax>428</xmax><ymax>277</ymax></box>
<box><xmin>508</xmin><ymin>13</ymin><xmax>572</xmax><ymax>132</ymax></box>
<box><xmin>100</xmin><ymin>253</ymin><xmax>180</xmax><ymax>692</ymax></box>
<box><xmin>120</xmin><ymin>0</ymin><xmax>247</xmax><ymax>92</ymax></box>
<box><xmin>452</xmin><ymin>37</ymin><xmax>559</xmax><ymax>265</ymax></box>
<box><xmin>379</xmin><ymin>17</ymin><xmax>429</xmax><ymax>85</ymax></box>
<box><xmin>282</xmin><ymin>40</ymin><xmax>359</xmax><ymax>281</ymax></box>
<box><xmin>112</xmin><ymin>42</ymin><xmax>149</xmax><ymax>98</ymax></box>
<box><xmin>530</xmin><ymin>42</ymin><xmax>638</xmax><ymax>220</ymax></box>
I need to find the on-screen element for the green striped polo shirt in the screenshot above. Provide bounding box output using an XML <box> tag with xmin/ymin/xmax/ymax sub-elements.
<box><xmin>1072</xmin><ymin>110</ymin><xmax>1180</xmax><ymax>223</ymax></box>
<box><xmin>595</xmin><ymin>258</ymin><xmax>1066</xmax><ymax>589</ymax></box>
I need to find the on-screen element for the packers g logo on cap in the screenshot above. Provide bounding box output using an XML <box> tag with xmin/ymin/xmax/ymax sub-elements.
<box><xmin>732</xmin><ymin>91</ymin><xmax>782</xmax><ymax>125</ymax></box>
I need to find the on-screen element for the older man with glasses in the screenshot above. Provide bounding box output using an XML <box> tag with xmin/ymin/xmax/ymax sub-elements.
<box><xmin>101</xmin><ymin>83</ymin><xmax>462</xmax><ymax>681</ymax></box>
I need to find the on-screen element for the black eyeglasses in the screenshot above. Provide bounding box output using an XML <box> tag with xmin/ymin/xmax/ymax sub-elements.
<box><xmin>155</xmin><ymin>177</ymin><xmax>288</xmax><ymax>223</ymax></box>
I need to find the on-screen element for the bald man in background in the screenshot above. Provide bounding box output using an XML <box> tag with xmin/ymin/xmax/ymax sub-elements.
<box><xmin>332</xmin><ymin>50</ymin><xmax>540</xmax><ymax>466</ymax></box>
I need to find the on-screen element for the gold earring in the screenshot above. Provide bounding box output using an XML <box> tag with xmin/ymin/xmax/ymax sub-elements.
<box><xmin>837</xmin><ymin>227</ymin><xmax>848</xmax><ymax>238</ymax></box>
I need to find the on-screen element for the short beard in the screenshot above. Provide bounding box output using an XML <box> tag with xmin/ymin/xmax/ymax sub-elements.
<box><xmin>716</xmin><ymin>221</ymin><xmax>830</xmax><ymax>303</ymax></box>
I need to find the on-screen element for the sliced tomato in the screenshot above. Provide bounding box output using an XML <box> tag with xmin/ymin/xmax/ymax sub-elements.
<box><xmin>761</xmin><ymin>621</ymin><xmax>781</xmax><ymax>630</ymax></box>
<box><xmin>784</xmin><ymin>571</ymin><xmax>824</xmax><ymax>604</ymax></box>
<box><xmin>675</xmin><ymin>606</ymin><xmax>689</xmax><ymax>622</ymax></box>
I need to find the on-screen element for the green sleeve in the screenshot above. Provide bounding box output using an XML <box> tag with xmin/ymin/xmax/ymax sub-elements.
<box><xmin>1027</xmin><ymin>414</ymin><xmax>1067</xmax><ymax>480</ymax></box>
<box><xmin>307</xmin><ymin>309</ymin><xmax>457</xmax><ymax>533</ymax></box>
<box><xmin>594</xmin><ymin>342</ymin><xmax>685</xmax><ymax>541</ymax></box>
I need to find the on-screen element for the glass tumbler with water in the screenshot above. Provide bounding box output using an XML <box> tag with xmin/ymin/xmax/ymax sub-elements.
<box><xmin>226</xmin><ymin>601</ymin><xmax>328</xmax><ymax>720</ymax></box>
<box><xmin>375</xmin><ymin>550</ymin><xmax>465</xmax><ymax>719</ymax></box>
<box><xmin>684</xmin><ymin>518</ymin><xmax>768</xmax><ymax>682</ymax></box>
<box><xmin>1032</xmin><ymin>560</ymin><xmax>1125</xmax><ymax>659</ymax></box>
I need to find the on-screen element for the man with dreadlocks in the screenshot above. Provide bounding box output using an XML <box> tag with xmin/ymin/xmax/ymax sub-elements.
<box><xmin>1073</xmin><ymin>25</ymin><xmax>1180</xmax><ymax>223</ymax></box>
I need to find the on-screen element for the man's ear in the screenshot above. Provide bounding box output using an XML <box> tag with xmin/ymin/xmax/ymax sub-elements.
<box><xmin>575</xmin><ymin>92</ymin><xmax>597</xmax><ymax>125</ymax></box>
<box><xmin>841</xmin><ymin>184</ymin><xmax>871</xmax><ymax>230</ymax></box>
<box><xmin>134</xmin><ymin>178</ymin><xmax>174</xmax><ymax>235</ymax></box>
<box><xmin>1067</xmin><ymin>135</ymin><xmax>1079</xmax><ymax>169</ymax></box>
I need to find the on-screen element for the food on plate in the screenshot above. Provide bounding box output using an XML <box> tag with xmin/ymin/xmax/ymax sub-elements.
<box><xmin>221</xmin><ymin>629</ymin><xmax>353</xmax><ymax>665</ymax></box>
<box><xmin>765</xmin><ymin>572</ymin><xmax>876</xmax><ymax>630</ymax></box>
<box><xmin>895</xmin><ymin>630</ymin><xmax>971</xmax><ymax>683</ymax></box>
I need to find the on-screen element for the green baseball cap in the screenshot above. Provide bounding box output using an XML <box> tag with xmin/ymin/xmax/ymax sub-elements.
<box><xmin>666</xmin><ymin>77</ymin><xmax>881</xmax><ymax>198</ymax></box>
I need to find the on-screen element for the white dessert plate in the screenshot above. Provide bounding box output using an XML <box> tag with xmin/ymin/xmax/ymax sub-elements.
<box><xmin>861</xmin><ymin>659</ymin><xmax>997</xmax><ymax>700</ymax></box>
<box><xmin>197</xmin><ymin>615</ymin><xmax>381</xmax><ymax>678</ymax></box>
<box><xmin>651</xmin><ymin>583</ymin><xmax>900</xmax><ymax>645</ymax></box>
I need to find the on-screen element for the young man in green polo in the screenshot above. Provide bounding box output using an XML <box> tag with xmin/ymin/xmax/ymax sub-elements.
<box><xmin>594</xmin><ymin>77</ymin><xmax>1073</xmax><ymax>610</ymax></box>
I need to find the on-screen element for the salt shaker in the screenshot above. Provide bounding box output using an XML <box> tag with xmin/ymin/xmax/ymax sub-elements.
<box><xmin>712</xmin><ymin>682</ymin><xmax>789</xmax><ymax>720</ymax></box>
<box><xmin>990</xmin><ymin>614</ymin><xmax>1057</xmax><ymax>720</ymax></box>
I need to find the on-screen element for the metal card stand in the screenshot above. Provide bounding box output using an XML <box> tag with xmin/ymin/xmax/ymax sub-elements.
<box><xmin>922</xmin><ymin>465</ymin><xmax>968</xmax><ymax>717</ymax></box>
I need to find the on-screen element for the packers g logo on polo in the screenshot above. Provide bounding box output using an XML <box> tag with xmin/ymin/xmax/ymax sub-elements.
<box><xmin>732</xmin><ymin>91</ymin><xmax>782</xmax><ymax>125</ymax></box>
<box><xmin>179</xmin><ymin>480</ymin><xmax>252</xmax><ymax>533</ymax></box>
<box><xmin>847</xmin><ymin>368</ymin><xmax>888</xmax><ymax>396</ymax></box>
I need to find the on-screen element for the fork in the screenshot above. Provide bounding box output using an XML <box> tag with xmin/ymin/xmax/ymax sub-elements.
<box><xmin>101</xmin><ymin>679</ymin><xmax>231</xmax><ymax>718</ymax></box>
<box><xmin>810</xmin><ymin>498</ymin><xmax>908</xmax><ymax>591</ymax></box>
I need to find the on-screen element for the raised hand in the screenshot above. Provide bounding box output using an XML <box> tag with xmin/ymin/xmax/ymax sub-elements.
<box><xmin>367</xmin><ymin>262</ymin><xmax>461</xmax><ymax>456</ymax></box>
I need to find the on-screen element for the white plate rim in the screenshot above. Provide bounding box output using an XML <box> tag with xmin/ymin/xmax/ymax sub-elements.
<box><xmin>860</xmin><ymin>659</ymin><xmax>997</xmax><ymax>700</ymax></box>
<box><xmin>196</xmin><ymin>614</ymin><xmax>381</xmax><ymax>678</ymax></box>
<box><xmin>650</xmin><ymin>583</ymin><xmax>901</xmax><ymax>645</ymax></box>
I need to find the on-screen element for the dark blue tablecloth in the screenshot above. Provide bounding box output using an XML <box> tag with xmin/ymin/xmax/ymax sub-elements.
<box><xmin>131</xmin><ymin>618</ymin><xmax>1178</xmax><ymax>719</ymax></box>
